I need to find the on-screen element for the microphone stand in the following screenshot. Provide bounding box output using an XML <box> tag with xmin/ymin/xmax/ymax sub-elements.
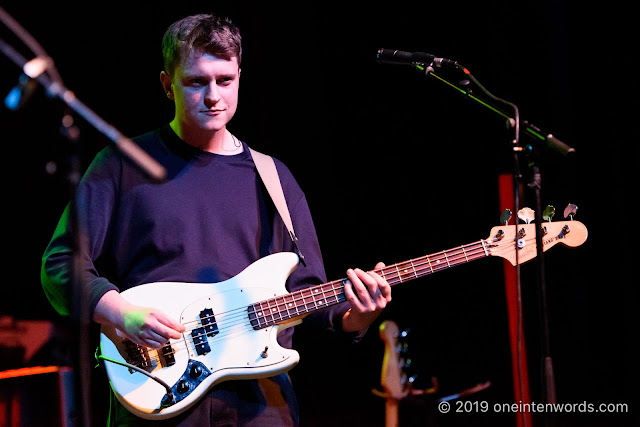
<box><xmin>412</xmin><ymin>61</ymin><xmax>574</xmax><ymax>424</ymax></box>
<box><xmin>1</xmin><ymin>7</ymin><xmax>166</xmax><ymax>426</ymax></box>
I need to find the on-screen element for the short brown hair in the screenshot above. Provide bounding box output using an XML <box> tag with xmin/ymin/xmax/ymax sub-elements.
<box><xmin>162</xmin><ymin>14</ymin><xmax>242</xmax><ymax>76</ymax></box>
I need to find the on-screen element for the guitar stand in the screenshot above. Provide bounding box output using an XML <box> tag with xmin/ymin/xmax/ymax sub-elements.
<box><xmin>435</xmin><ymin>380</ymin><xmax>491</xmax><ymax>403</ymax></box>
<box><xmin>371</xmin><ymin>375</ymin><xmax>439</xmax><ymax>400</ymax></box>
<box><xmin>372</xmin><ymin>378</ymin><xmax>491</xmax><ymax>427</ymax></box>
<box><xmin>371</xmin><ymin>378</ymin><xmax>438</xmax><ymax>427</ymax></box>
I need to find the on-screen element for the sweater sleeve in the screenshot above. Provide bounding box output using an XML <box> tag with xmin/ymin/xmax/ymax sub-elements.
<box><xmin>41</xmin><ymin>147</ymin><xmax>121</xmax><ymax>320</ymax></box>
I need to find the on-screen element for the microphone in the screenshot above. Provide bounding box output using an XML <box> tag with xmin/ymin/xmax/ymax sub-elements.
<box><xmin>5</xmin><ymin>73</ymin><xmax>37</xmax><ymax>110</ymax></box>
<box><xmin>4</xmin><ymin>57</ymin><xmax>50</xmax><ymax>111</ymax></box>
<box><xmin>377</xmin><ymin>48</ymin><xmax>458</xmax><ymax>68</ymax></box>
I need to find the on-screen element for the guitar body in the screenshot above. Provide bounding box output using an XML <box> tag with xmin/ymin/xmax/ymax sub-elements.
<box><xmin>100</xmin><ymin>252</ymin><xmax>301</xmax><ymax>420</ymax></box>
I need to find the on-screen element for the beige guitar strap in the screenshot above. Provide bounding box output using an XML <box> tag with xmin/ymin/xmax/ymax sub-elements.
<box><xmin>249</xmin><ymin>148</ymin><xmax>305</xmax><ymax>265</ymax></box>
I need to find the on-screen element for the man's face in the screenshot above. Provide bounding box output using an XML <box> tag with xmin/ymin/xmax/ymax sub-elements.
<box><xmin>167</xmin><ymin>50</ymin><xmax>240</xmax><ymax>134</ymax></box>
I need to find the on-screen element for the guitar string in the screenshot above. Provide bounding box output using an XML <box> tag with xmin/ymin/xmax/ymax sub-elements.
<box><xmin>204</xmin><ymin>225</ymin><xmax>565</xmax><ymax>333</ymax></box>
<box><xmin>194</xmin><ymin>235</ymin><xmax>532</xmax><ymax>335</ymax></box>
<box><xmin>158</xmin><ymin>242</ymin><xmax>489</xmax><ymax>343</ymax></box>
<box><xmin>126</xmin><ymin>235</ymin><xmax>541</xmax><ymax>366</ymax></box>
<box><xmin>134</xmin><ymin>241</ymin><xmax>497</xmax><ymax>362</ymax></box>
<box><xmin>177</xmin><ymin>241</ymin><xmax>490</xmax><ymax>331</ymax></box>
<box><xmin>189</xmin><ymin>241</ymin><xmax>489</xmax><ymax>324</ymax></box>
<box><xmin>217</xmin><ymin>234</ymin><xmax>533</xmax><ymax>328</ymax></box>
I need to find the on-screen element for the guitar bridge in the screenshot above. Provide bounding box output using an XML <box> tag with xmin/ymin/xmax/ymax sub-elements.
<box><xmin>122</xmin><ymin>340</ymin><xmax>177</xmax><ymax>370</ymax></box>
<box><xmin>122</xmin><ymin>340</ymin><xmax>153</xmax><ymax>372</ymax></box>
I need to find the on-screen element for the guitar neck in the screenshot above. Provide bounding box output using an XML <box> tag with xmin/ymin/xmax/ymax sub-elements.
<box><xmin>248</xmin><ymin>239</ymin><xmax>490</xmax><ymax>330</ymax></box>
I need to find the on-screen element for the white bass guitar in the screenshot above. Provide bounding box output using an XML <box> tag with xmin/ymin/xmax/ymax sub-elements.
<box><xmin>99</xmin><ymin>219</ymin><xmax>587</xmax><ymax>419</ymax></box>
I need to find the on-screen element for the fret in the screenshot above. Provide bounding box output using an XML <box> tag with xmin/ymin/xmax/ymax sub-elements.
<box><xmin>294</xmin><ymin>290</ymin><xmax>307</xmax><ymax>314</ymax></box>
<box><xmin>251</xmin><ymin>301</ymin><xmax>268</xmax><ymax>328</ymax></box>
<box><xmin>409</xmin><ymin>259</ymin><xmax>418</xmax><ymax>278</ymax></box>
<box><xmin>297</xmin><ymin>289</ymin><xmax>308</xmax><ymax>314</ymax></box>
<box><xmin>425</xmin><ymin>255</ymin><xmax>434</xmax><ymax>273</ymax></box>
<box><xmin>443</xmin><ymin>251</ymin><xmax>451</xmax><ymax>267</ymax></box>
<box><xmin>334</xmin><ymin>281</ymin><xmax>347</xmax><ymax>304</ymax></box>
<box><xmin>302</xmin><ymin>288</ymin><xmax>316</xmax><ymax>312</ymax></box>
<box><xmin>300</xmin><ymin>289</ymin><xmax>309</xmax><ymax>311</ymax></box>
<box><xmin>322</xmin><ymin>283</ymin><xmax>334</xmax><ymax>305</ymax></box>
<box><xmin>431</xmin><ymin>253</ymin><xmax>444</xmax><ymax>270</ymax></box>
<box><xmin>309</xmin><ymin>288</ymin><xmax>318</xmax><ymax>311</ymax></box>
<box><xmin>274</xmin><ymin>296</ymin><xmax>285</xmax><ymax>322</ymax></box>
<box><xmin>266</xmin><ymin>299</ymin><xmax>278</xmax><ymax>324</ymax></box>
<box><xmin>381</xmin><ymin>268</ymin><xmax>394</xmax><ymax>283</ymax></box>
<box><xmin>260</xmin><ymin>300</ymin><xmax>271</xmax><ymax>325</ymax></box>
<box><xmin>322</xmin><ymin>283</ymin><xmax>338</xmax><ymax>305</ymax></box>
<box><xmin>338</xmin><ymin>282</ymin><xmax>345</xmax><ymax>302</ymax></box>
<box><xmin>481</xmin><ymin>239</ymin><xmax>489</xmax><ymax>257</ymax></box>
<box><xmin>283</xmin><ymin>294</ymin><xmax>297</xmax><ymax>318</ymax></box>
<box><xmin>311</xmin><ymin>286</ymin><xmax>326</xmax><ymax>309</ymax></box>
<box><xmin>258</xmin><ymin>304</ymin><xmax>267</xmax><ymax>327</ymax></box>
<box><xmin>255</xmin><ymin>302</ymin><xmax>266</xmax><ymax>326</ymax></box>
<box><xmin>394</xmin><ymin>264</ymin><xmax>403</xmax><ymax>283</ymax></box>
<box><xmin>292</xmin><ymin>292</ymin><xmax>300</xmax><ymax>317</ymax></box>
<box><xmin>396</xmin><ymin>261</ymin><xmax>417</xmax><ymax>281</ymax></box>
<box><xmin>461</xmin><ymin>245</ymin><xmax>469</xmax><ymax>262</ymax></box>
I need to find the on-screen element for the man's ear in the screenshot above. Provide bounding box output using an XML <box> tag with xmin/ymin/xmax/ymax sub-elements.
<box><xmin>160</xmin><ymin>71</ymin><xmax>173</xmax><ymax>94</ymax></box>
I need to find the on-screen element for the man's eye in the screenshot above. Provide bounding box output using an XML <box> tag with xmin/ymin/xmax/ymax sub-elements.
<box><xmin>218</xmin><ymin>77</ymin><xmax>233</xmax><ymax>85</ymax></box>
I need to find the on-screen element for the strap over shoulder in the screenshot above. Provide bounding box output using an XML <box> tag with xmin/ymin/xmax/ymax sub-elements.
<box><xmin>249</xmin><ymin>148</ymin><xmax>305</xmax><ymax>265</ymax></box>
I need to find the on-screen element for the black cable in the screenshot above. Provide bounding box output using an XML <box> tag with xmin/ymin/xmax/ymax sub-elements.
<box><xmin>96</xmin><ymin>354</ymin><xmax>174</xmax><ymax>397</ymax></box>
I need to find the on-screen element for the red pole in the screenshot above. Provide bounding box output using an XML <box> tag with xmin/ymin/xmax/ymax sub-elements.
<box><xmin>498</xmin><ymin>173</ymin><xmax>533</xmax><ymax>427</ymax></box>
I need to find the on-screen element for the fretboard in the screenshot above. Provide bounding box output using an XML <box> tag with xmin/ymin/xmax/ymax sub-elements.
<box><xmin>248</xmin><ymin>239</ymin><xmax>490</xmax><ymax>330</ymax></box>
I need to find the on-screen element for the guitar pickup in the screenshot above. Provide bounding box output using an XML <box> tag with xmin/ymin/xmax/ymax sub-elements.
<box><xmin>191</xmin><ymin>327</ymin><xmax>211</xmax><ymax>356</ymax></box>
<box><xmin>199</xmin><ymin>308</ymin><xmax>219</xmax><ymax>337</ymax></box>
<box><xmin>160</xmin><ymin>343</ymin><xmax>176</xmax><ymax>367</ymax></box>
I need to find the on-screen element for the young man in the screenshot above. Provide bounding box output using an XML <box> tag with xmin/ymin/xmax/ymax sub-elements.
<box><xmin>41</xmin><ymin>14</ymin><xmax>391</xmax><ymax>425</ymax></box>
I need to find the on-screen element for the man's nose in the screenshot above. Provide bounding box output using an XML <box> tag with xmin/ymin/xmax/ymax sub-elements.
<box><xmin>205</xmin><ymin>84</ymin><xmax>221</xmax><ymax>106</ymax></box>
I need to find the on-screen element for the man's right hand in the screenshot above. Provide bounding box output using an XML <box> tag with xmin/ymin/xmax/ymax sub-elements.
<box><xmin>94</xmin><ymin>290</ymin><xmax>185</xmax><ymax>349</ymax></box>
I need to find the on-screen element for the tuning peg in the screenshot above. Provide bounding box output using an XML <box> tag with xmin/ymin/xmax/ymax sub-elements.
<box><xmin>542</xmin><ymin>205</ymin><xmax>555</xmax><ymax>222</ymax></box>
<box><xmin>563</xmin><ymin>203</ymin><xmax>578</xmax><ymax>220</ymax></box>
<box><xmin>500</xmin><ymin>209</ymin><xmax>512</xmax><ymax>225</ymax></box>
<box><xmin>517</xmin><ymin>207</ymin><xmax>535</xmax><ymax>224</ymax></box>
<box><xmin>399</xmin><ymin>342</ymin><xmax>410</xmax><ymax>356</ymax></box>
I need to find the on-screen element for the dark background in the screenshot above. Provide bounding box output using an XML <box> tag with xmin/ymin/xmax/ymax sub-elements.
<box><xmin>1</xmin><ymin>2</ymin><xmax>636</xmax><ymax>426</ymax></box>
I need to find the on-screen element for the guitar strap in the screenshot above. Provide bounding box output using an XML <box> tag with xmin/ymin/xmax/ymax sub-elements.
<box><xmin>249</xmin><ymin>148</ymin><xmax>306</xmax><ymax>266</ymax></box>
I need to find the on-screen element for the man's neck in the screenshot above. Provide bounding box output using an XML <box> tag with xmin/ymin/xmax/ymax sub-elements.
<box><xmin>170</xmin><ymin>121</ymin><xmax>242</xmax><ymax>155</ymax></box>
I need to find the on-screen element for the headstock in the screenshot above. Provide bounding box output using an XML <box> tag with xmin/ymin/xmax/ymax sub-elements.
<box><xmin>487</xmin><ymin>204</ymin><xmax>588</xmax><ymax>266</ymax></box>
<box><xmin>379</xmin><ymin>321</ymin><xmax>413</xmax><ymax>400</ymax></box>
